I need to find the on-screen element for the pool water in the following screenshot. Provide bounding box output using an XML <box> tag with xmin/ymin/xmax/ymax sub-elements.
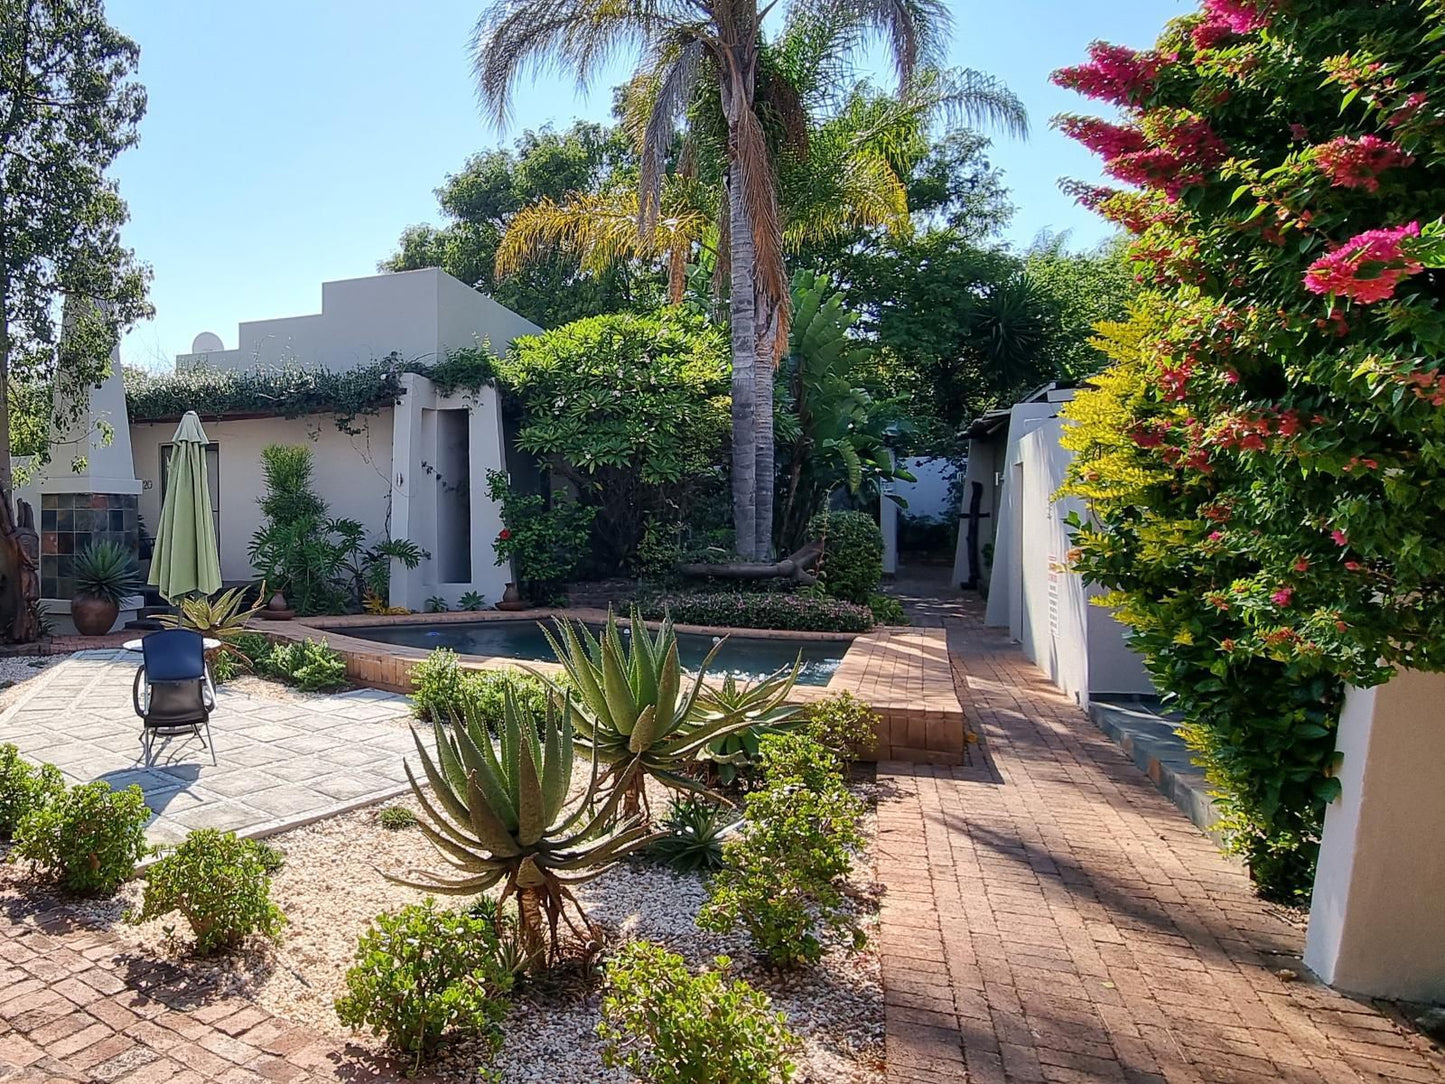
<box><xmin>345</xmin><ymin>620</ymin><xmax>847</xmax><ymax>686</ymax></box>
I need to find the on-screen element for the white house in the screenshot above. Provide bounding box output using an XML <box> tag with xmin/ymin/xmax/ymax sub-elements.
<box><xmin>126</xmin><ymin>269</ymin><xmax>542</xmax><ymax>613</ymax></box>
<box><xmin>953</xmin><ymin>384</ymin><xmax>1153</xmax><ymax>708</ymax></box>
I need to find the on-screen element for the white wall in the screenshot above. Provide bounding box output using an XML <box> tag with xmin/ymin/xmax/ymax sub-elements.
<box><xmin>389</xmin><ymin>373</ymin><xmax>512</xmax><ymax>611</ymax></box>
<box><xmin>991</xmin><ymin>416</ymin><xmax>1153</xmax><ymax>707</ymax></box>
<box><xmin>895</xmin><ymin>457</ymin><xmax>957</xmax><ymax>522</ymax></box>
<box><xmin>175</xmin><ymin>268</ymin><xmax>541</xmax><ymax>372</ymax></box>
<box><xmin>983</xmin><ymin>402</ymin><xmax>1065</xmax><ymax>628</ymax></box>
<box><xmin>1306</xmin><ymin>670</ymin><xmax>1445</xmax><ymax>1001</ymax></box>
<box><xmin>131</xmin><ymin>413</ymin><xmax>394</xmax><ymax>583</ymax></box>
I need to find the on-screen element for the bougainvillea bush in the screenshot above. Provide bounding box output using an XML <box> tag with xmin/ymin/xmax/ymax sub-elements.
<box><xmin>1054</xmin><ymin>0</ymin><xmax>1445</xmax><ymax>899</ymax></box>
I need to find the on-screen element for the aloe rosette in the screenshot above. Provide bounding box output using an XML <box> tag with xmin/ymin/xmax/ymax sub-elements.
<box><xmin>399</xmin><ymin>687</ymin><xmax>651</xmax><ymax>964</ymax></box>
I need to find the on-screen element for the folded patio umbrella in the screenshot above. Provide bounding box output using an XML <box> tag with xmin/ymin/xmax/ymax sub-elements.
<box><xmin>147</xmin><ymin>410</ymin><xmax>222</xmax><ymax>601</ymax></box>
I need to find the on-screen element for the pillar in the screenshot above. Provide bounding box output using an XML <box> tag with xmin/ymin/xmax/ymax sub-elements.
<box><xmin>1304</xmin><ymin>669</ymin><xmax>1445</xmax><ymax>1001</ymax></box>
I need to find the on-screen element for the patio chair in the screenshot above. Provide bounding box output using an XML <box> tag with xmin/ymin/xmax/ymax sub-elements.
<box><xmin>132</xmin><ymin>629</ymin><xmax>216</xmax><ymax>765</ymax></box>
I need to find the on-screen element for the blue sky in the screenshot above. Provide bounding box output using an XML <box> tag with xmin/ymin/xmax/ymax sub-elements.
<box><xmin>108</xmin><ymin>0</ymin><xmax>1183</xmax><ymax>369</ymax></box>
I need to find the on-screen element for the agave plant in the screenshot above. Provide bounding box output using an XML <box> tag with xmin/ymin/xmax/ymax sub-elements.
<box><xmin>541</xmin><ymin>608</ymin><xmax>801</xmax><ymax>817</ymax></box>
<box><xmin>159</xmin><ymin>584</ymin><xmax>266</xmax><ymax>668</ymax></box>
<box><xmin>693</xmin><ymin>664</ymin><xmax>804</xmax><ymax>787</ymax></box>
<box><xmin>398</xmin><ymin>687</ymin><xmax>652</xmax><ymax>965</ymax></box>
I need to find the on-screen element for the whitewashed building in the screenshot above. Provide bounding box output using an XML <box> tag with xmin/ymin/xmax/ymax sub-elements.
<box><xmin>102</xmin><ymin>269</ymin><xmax>538</xmax><ymax>614</ymax></box>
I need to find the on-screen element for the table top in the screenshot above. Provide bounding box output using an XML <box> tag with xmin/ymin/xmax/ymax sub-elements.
<box><xmin>122</xmin><ymin>636</ymin><xmax>223</xmax><ymax>652</ymax></box>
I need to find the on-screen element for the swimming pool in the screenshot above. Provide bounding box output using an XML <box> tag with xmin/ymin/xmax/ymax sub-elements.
<box><xmin>341</xmin><ymin>620</ymin><xmax>848</xmax><ymax>686</ymax></box>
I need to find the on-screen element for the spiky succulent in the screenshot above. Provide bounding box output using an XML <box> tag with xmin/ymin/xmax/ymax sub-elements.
<box><xmin>542</xmin><ymin>609</ymin><xmax>792</xmax><ymax>814</ymax></box>
<box><xmin>693</xmin><ymin>664</ymin><xmax>804</xmax><ymax>786</ymax></box>
<box><xmin>398</xmin><ymin>687</ymin><xmax>652</xmax><ymax>964</ymax></box>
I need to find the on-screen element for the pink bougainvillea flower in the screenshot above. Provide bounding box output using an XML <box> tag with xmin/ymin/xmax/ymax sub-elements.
<box><xmin>1271</xmin><ymin>587</ymin><xmax>1293</xmax><ymax>607</ymax></box>
<box><xmin>1203</xmin><ymin>0</ymin><xmax>1273</xmax><ymax>32</ymax></box>
<box><xmin>1303</xmin><ymin>222</ymin><xmax>1424</xmax><ymax>303</ymax></box>
<box><xmin>1331</xmin><ymin>529</ymin><xmax>1349</xmax><ymax>546</ymax></box>
<box><xmin>1313</xmin><ymin>135</ymin><xmax>1414</xmax><ymax>192</ymax></box>
<box><xmin>1293</xmin><ymin>557</ymin><xmax>1310</xmax><ymax>572</ymax></box>
<box><xmin>1191</xmin><ymin>20</ymin><xmax>1234</xmax><ymax>52</ymax></box>
<box><xmin>1053</xmin><ymin>42</ymin><xmax>1164</xmax><ymax>106</ymax></box>
<box><xmin>1344</xmin><ymin>561</ymin><xmax>1363</xmax><ymax>572</ymax></box>
<box><xmin>1055</xmin><ymin>116</ymin><xmax>1148</xmax><ymax>160</ymax></box>
<box><xmin>1387</xmin><ymin>92</ymin><xmax>1429</xmax><ymax>129</ymax></box>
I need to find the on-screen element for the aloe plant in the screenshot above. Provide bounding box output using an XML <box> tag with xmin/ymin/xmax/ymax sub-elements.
<box><xmin>398</xmin><ymin>687</ymin><xmax>652</xmax><ymax>965</ymax></box>
<box><xmin>159</xmin><ymin>584</ymin><xmax>266</xmax><ymax>668</ymax></box>
<box><xmin>693</xmin><ymin>665</ymin><xmax>804</xmax><ymax>787</ymax></box>
<box><xmin>542</xmin><ymin>608</ymin><xmax>800</xmax><ymax>817</ymax></box>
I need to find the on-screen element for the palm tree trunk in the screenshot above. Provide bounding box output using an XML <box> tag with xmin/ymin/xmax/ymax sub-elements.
<box><xmin>754</xmin><ymin>290</ymin><xmax>778</xmax><ymax>558</ymax></box>
<box><xmin>723</xmin><ymin>80</ymin><xmax>759</xmax><ymax>561</ymax></box>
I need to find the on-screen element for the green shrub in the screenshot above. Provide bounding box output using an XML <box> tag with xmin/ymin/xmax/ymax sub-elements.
<box><xmin>265</xmin><ymin>638</ymin><xmax>348</xmax><ymax>692</ymax></box>
<box><xmin>699</xmin><ymin>733</ymin><xmax>866</xmax><ymax>967</ymax></box>
<box><xmin>867</xmin><ymin>592</ymin><xmax>907</xmax><ymax>626</ymax></box>
<box><xmin>639</xmin><ymin>590</ymin><xmax>873</xmax><ymax>632</ymax></box>
<box><xmin>808</xmin><ymin>511</ymin><xmax>883</xmax><ymax>604</ymax></box>
<box><xmin>801</xmin><ymin>692</ymin><xmax>879</xmax><ymax>764</ymax></box>
<box><xmin>12</xmin><ymin>781</ymin><xmax>151</xmax><ymax>896</ymax></box>
<box><xmin>408</xmin><ymin>650</ymin><xmax>549</xmax><ymax>729</ymax></box>
<box><xmin>213</xmin><ymin>631</ymin><xmax>276</xmax><ymax>683</ymax></box>
<box><xmin>486</xmin><ymin>470</ymin><xmax>595</xmax><ymax>605</ymax></box>
<box><xmin>0</xmin><ymin>745</ymin><xmax>65</xmax><ymax>839</ymax></box>
<box><xmin>253</xmin><ymin>840</ymin><xmax>286</xmax><ymax>873</ymax></box>
<box><xmin>409</xmin><ymin>648</ymin><xmax>471</xmax><ymax>721</ymax></box>
<box><xmin>598</xmin><ymin>941</ymin><xmax>798</xmax><ymax>1084</ymax></box>
<box><xmin>378</xmin><ymin>805</ymin><xmax>416</xmax><ymax>831</ymax></box>
<box><xmin>334</xmin><ymin>900</ymin><xmax>512</xmax><ymax>1070</ymax></box>
<box><xmin>131</xmin><ymin>829</ymin><xmax>286</xmax><ymax>955</ymax></box>
<box><xmin>648</xmin><ymin>797</ymin><xmax>736</xmax><ymax>874</ymax></box>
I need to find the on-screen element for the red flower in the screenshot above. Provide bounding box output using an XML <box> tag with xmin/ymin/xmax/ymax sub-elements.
<box><xmin>1053</xmin><ymin>42</ymin><xmax>1165</xmax><ymax>107</ymax></box>
<box><xmin>1203</xmin><ymin>0</ymin><xmax>1273</xmax><ymax>32</ymax></box>
<box><xmin>1331</xmin><ymin>529</ymin><xmax>1349</xmax><ymax>546</ymax></box>
<box><xmin>498</xmin><ymin>528</ymin><xmax>512</xmax><ymax>541</ymax></box>
<box><xmin>1303</xmin><ymin>222</ymin><xmax>1424</xmax><ymax>303</ymax></box>
<box><xmin>1313</xmin><ymin>135</ymin><xmax>1414</xmax><ymax>192</ymax></box>
<box><xmin>1271</xmin><ymin>587</ymin><xmax>1293</xmax><ymax>607</ymax></box>
<box><xmin>1293</xmin><ymin>558</ymin><xmax>1310</xmax><ymax>572</ymax></box>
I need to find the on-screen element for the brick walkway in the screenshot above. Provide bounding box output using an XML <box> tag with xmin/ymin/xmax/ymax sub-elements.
<box><xmin>877</xmin><ymin>609</ymin><xmax>1445</xmax><ymax>1083</ymax></box>
<box><xmin>0</xmin><ymin>902</ymin><xmax>405</xmax><ymax>1083</ymax></box>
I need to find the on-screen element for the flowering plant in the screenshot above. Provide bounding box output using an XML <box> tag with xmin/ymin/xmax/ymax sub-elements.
<box><xmin>1055</xmin><ymin>0</ymin><xmax>1445</xmax><ymax>899</ymax></box>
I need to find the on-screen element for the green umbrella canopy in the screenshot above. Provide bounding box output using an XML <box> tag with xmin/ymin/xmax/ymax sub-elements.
<box><xmin>147</xmin><ymin>410</ymin><xmax>221</xmax><ymax>601</ymax></box>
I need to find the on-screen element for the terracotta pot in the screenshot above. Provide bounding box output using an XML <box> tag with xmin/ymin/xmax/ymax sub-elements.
<box><xmin>71</xmin><ymin>595</ymin><xmax>119</xmax><ymax>637</ymax></box>
<box><xmin>496</xmin><ymin>582</ymin><xmax>528</xmax><ymax>611</ymax></box>
<box><xmin>258</xmin><ymin>589</ymin><xmax>296</xmax><ymax>621</ymax></box>
<box><xmin>268</xmin><ymin>590</ymin><xmax>289</xmax><ymax>611</ymax></box>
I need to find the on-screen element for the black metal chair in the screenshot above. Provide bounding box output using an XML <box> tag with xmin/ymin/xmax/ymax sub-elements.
<box><xmin>132</xmin><ymin>629</ymin><xmax>216</xmax><ymax>765</ymax></box>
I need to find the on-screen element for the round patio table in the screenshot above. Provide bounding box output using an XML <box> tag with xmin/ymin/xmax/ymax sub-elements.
<box><xmin>122</xmin><ymin>636</ymin><xmax>223</xmax><ymax>652</ymax></box>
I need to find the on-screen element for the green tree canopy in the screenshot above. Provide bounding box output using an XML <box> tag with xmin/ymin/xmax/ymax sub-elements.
<box><xmin>382</xmin><ymin>123</ymin><xmax>658</xmax><ymax>327</ymax></box>
<box><xmin>0</xmin><ymin>0</ymin><xmax>151</xmax><ymax>640</ymax></box>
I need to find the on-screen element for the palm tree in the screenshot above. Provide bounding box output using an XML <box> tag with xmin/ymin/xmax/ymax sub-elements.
<box><xmin>472</xmin><ymin>0</ymin><xmax>1019</xmax><ymax>559</ymax></box>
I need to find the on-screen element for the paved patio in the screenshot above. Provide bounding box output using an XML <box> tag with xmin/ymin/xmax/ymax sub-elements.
<box><xmin>0</xmin><ymin>650</ymin><xmax>416</xmax><ymax>845</ymax></box>
<box><xmin>877</xmin><ymin>594</ymin><xmax>1445</xmax><ymax>1083</ymax></box>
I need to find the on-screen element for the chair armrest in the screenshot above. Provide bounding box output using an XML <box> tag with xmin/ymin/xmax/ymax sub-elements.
<box><xmin>132</xmin><ymin>666</ymin><xmax>149</xmax><ymax>719</ymax></box>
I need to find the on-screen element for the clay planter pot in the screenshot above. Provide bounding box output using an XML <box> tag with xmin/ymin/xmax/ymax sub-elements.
<box><xmin>259</xmin><ymin>590</ymin><xmax>296</xmax><ymax>621</ymax></box>
<box><xmin>71</xmin><ymin>595</ymin><xmax>119</xmax><ymax>637</ymax></box>
<box><xmin>496</xmin><ymin>582</ymin><xmax>528</xmax><ymax>612</ymax></box>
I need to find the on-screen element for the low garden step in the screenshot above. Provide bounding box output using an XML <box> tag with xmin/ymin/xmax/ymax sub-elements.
<box><xmin>1088</xmin><ymin>698</ymin><xmax>1223</xmax><ymax>843</ymax></box>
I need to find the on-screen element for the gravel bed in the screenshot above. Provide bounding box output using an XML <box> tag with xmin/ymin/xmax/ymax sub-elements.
<box><xmin>0</xmin><ymin>655</ymin><xmax>59</xmax><ymax>712</ymax></box>
<box><xmin>15</xmin><ymin>770</ymin><xmax>883</xmax><ymax>1084</ymax></box>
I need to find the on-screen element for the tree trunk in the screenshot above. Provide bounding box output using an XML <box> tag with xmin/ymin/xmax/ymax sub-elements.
<box><xmin>754</xmin><ymin>290</ymin><xmax>779</xmax><ymax>558</ymax></box>
<box><xmin>517</xmin><ymin>885</ymin><xmax>547</xmax><ymax>966</ymax></box>
<box><xmin>723</xmin><ymin>78</ymin><xmax>759</xmax><ymax>561</ymax></box>
<box><xmin>0</xmin><ymin>272</ymin><xmax>37</xmax><ymax>644</ymax></box>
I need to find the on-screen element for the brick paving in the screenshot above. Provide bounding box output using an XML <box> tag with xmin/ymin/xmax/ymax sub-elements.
<box><xmin>0</xmin><ymin>903</ymin><xmax>407</xmax><ymax>1083</ymax></box>
<box><xmin>876</xmin><ymin>605</ymin><xmax>1445</xmax><ymax>1083</ymax></box>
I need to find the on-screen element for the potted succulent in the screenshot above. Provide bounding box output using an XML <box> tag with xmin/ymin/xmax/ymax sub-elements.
<box><xmin>72</xmin><ymin>541</ymin><xmax>143</xmax><ymax>636</ymax></box>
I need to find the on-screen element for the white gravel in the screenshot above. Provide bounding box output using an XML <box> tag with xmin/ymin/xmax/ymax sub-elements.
<box><xmin>14</xmin><ymin>769</ymin><xmax>883</xmax><ymax>1084</ymax></box>
<box><xmin>0</xmin><ymin>655</ymin><xmax>58</xmax><ymax>713</ymax></box>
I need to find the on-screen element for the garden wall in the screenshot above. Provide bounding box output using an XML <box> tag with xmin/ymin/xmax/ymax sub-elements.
<box><xmin>130</xmin><ymin>411</ymin><xmax>395</xmax><ymax>584</ymax></box>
